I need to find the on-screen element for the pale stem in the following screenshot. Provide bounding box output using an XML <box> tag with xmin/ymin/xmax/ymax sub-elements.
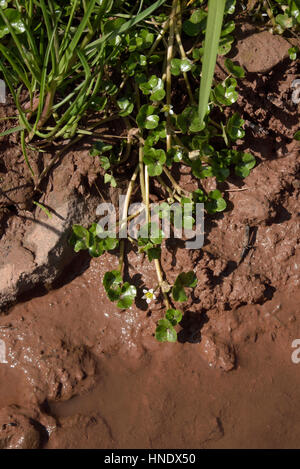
<box><xmin>163</xmin><ymin>166</ymin><xmax>188</xmax><ymax>196</ymax></box>
<box><xmin>166</xmin><ymin>0</ymin><xmax>177</xmax><ymax>153</ymax></box>
<box><xmin>119</xmin><ymin>165</ymin><xmax>139</xmax><ymax>272</ymax></box>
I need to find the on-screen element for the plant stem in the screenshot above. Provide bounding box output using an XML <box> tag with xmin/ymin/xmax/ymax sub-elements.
<box><xmin>157</xmin><ymin>176</ymin><xmax>182</xmax><ymax>202</ymax></box>
<box><xmin>120</xmin><ymin>165</ymin><xmax>140</xmax><ymax>234</ymax></box>
<box><xmin>166</xmin><ymin>0</ymin><xmax>177</xmax><ymax>153</ymax></box>
<box><xmin>154</xmin><ymin>259</ymin><xmax>171</xmax><ymax>309</ymax></box>
<box><xmin>145</xmin><ymin>165</ymin><xmax>150</xmax><ymax>224</ymax></box>
<box><xmin>139</xmin><ymin>144</ymin><xmax>147</xmax><ymax>205</ymax></box>
<box><xmin>116</xmin><ymin>208</ymin><xmax>144</xmax><ymax>227</ymax></box>
<box><xmin>208</xmin><ymin>117</ymin><xmax>222</xmax><ymax>130</ymax></box>
<box><xmin>163</xmin><ymin>166</ymin><xmax>188</xmax><ymax>196</ymax></box>
<box><xmin>119</xmin><ymin>164</ymin><xmax>140</xmax><ymax>273</ymax></box>
<box><xmin>147</xmin><ymin>18</ymin><xmax>170</xmax><ymax>57</ymax></box>
<box><xmin>134</xmin><ymin>82</ymin><xmax>146</xmax><ymax>207</ymax></box>
<box><xmin>144</xmin><ymin>152</ymin><xmax>170</xmax><ymax>309</ymax></box>
<box><xmin>174</xmin><ymin>4</ymin><xmax>196</xmax><ymax>105</ymax></box>
<box><xmin>119</xmin><ymin>240</ymin><xmax>125</xmax><ymax>273</ymax></box>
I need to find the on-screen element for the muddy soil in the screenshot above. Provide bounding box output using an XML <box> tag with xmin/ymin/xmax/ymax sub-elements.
<box><xmin>0</xmin><ymin>25</ymin><xmax>299</xmax><ymax>449</ymax></box>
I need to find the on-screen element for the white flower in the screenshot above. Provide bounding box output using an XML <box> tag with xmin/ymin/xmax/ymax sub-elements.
<box><xmin>142</xmin><ymin>288</ymin><xmax>156</xmax><ymax>304</ymax></box>
<box><xmin>163</xmin><ymin>104</ymin><xmax>174</xmax><ymax>117</ymax></box>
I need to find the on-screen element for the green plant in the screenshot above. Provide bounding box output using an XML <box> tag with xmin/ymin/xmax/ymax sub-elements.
<box><xmin>155</xmin><ymin>308</ymin><xmax>183</xmax><ymax>342</ymax></box>
<box><xmin>0</xmin><ymin>0</ymin><xmax>167</xmax><ymax>183</ymax></box>
<box><xmin>67</xmin><ymin>0</ymin><xmax>256</xmax><ymax>342</ymax></box>
<box><xmin>0</xmin><ymin>0</ymin><xmax>256</xmax><ymax>342</ymax></box>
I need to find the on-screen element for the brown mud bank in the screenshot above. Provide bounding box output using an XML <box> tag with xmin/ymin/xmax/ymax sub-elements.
<box><xmin>0</xmin><ymin>26</ymin><xmax>299</xmax><ymax>448</ymax></box>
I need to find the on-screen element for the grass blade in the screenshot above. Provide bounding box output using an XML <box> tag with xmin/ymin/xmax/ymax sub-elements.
<box><xmin>0</xmin><ymin>59</ymin><xmax>32</xmax><ymax>132</ymax></box>
<box><xmin>58</xmin><ymin>0</ymin><xmax>97</xmax><ymax>76</ymax></box>
<box><xmin>0</xmin><ymin>126</ymin><xmax>24</xmax><ymax>137</ymax></box>
<box><xmin>0</xmin><ymin>44</ymin><xmax>31</xmax><ymax>90</ymax></box>
<box><xmin>33</xmin><ymin>201</ymin><xmax>52</xmax><ymax>218</ymax></box>
<box><xmin>198</xmin><ymin>0</ymin><xmax>226</xmax><ymax>125</ymax></box>
<box><xmin>85</xmin><ymin>0</ymin><xmax>167</xmax><ymax>52</ymax></box>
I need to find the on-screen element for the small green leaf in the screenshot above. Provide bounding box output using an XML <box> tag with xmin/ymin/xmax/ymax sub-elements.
<box><xmin>138</xmin><ymin>222</ymin><xmax>164</xmax><ymax>245</ymax></box>
<box><xmin>192</xmin><ymin>48</ymin><xmax>203</xmax><ymax>60</ymax></box>
<box><xmin>224</xmin><ymin>58</ymin><xmax>245</xmax><ymax>78</ymax></box>
<box><xmin>136</xmin><ymin>104</ymin><xmax>159</xmax><ymax>129</ymax></box>
<box><xmin>289</xmin><ymin>46</ymin><xmax>299</xmax><ymax>60</ymax></box>
<box><xmin>72</xmin><ymin>224</ymin><xmax>89</xmax><ymax>239</ymax></box>
<box><xmin>0</xmin><ymin>9</ymin><xmax>25</xmax><ymax>38</ymax></box>
<box><xmin>192</xmin><ymin>188</ymin><xmax>207</xmax><ymax>203</ymax></box>
<box><xmin>276</xmin><ymin>13</ymin><xmax>293</xmax><ymax>29</ymax></box>
<box><xmin>99</xmin><ymin>156</ymin><xmax>110</xmax><ymax>171</ymax></box>
<box><xmin>103</xmin><ymin>17</ymin><xmax>126</xmax><ymax>45</ymax></box>
<box><xmin>225</xmin><ymin>0</ymin><xmax>236</xmax><ymax>15</ymax></box>
<box><xmin>234</xmin><ymin>152</ymin><xmax>256</xmax><ymax>178</ymax></box>
<box><xmin>183</xmin><ymin>9</ymin><xmax>207</xmax><ymax>37</ymax></box>
<box><xmin>205</xmin><ymin>190</ymin><xmax>227</xmax><ymax>213</ymax></box>
<box><xmin>177</xmin><ymin>106</ymin><xmax>205</xmax><ymax>134</ymax></box>
<box><xmin>145</xmin><ymin>123</ymin><xmax>166</xmax><ymax>146</ymax></box>
<box><xmin>103</xmin><ymin>269</ymin><xmax>122</xmax><ymax>291</ymax></box>
<box><xmin>213</xmin><ymin>78</ymin><xmax>238</xmax><ymax>106</ymax></box>
<box><xmin>117</xmin><ymin>283</ymin><xmax>137</xmax><ymax>309</ymax></box>
<box><xmin>221</xmin><ymin>20</ymin><xmax>235</xmax><ymax>36</ymax></box>
<box><xmin>218</xmin><ymin>35</ymin><xmax>234</xmax><ymax>55</ymax></box>
<box><xmin>103</xmin><ymin>237</ymin><xmax>119</xmax><ymax>251</ymax></box>
<box><xmin>171</xmin><ymin>58</ymin><xmax>193</xmax><ymax>76</ymax></box>
<box><xmin>88</xmin><ymin>238</ymin><xmax>104</xmax><ymax>258</ymax></box>
<box><xmin>294</xmin><ymin>130</ymin><xmax>300</xmax><ymax>140</ymax></box>
<box><xmin>74</xmin><ymin>240</ymin><xmax>87</xmax><ymax>252</ymax></box>
<box><xmin>102</xmin><ymin>81</ymin><xmax>118</xmax><ymax>96</ymax></box>
<box><xmin>117</xmin><ymin>97</ymin><xmax>134</xmax><ymax>116</ymax></box>
<box><xmin>172</xmin><ymin>271</ymin><xmax>197</xmax><ymax>302</ymax></box>
<box><xmin>90</xmin><ymin>140</ymin><xmax>113</xmax><ymax>156</ymax></box>
<box><xmin>139</xmin><ymin>75</ymin><xmax>165</xmax><ymax>102</ymax></box>
<box><xmin>143</xmin><ymin>147</ymin><xmax>166</xmax><ymax>176</ymax></box>
<box><xmin>165</xmin><ymin>309</ymin><xmax>183</xmax><ymax>326</ymax></box>
<box><xmin>104</xmin><ymin>173</ymin><xmax>117</xmax><ymax>187</ymax></box>
<box><xmin>226</xmin><ymin>112</ymin><xmax>245</xmax><ymax>140</ymax></box>
<box><xmin>155</xmin><ymin>319</ymin><xmax>177</xmax><ymax>342</ymax></box>
<box><xmin>147</xmin><ymin>246</ymin><xmax>161</xmax><ymax>261</ymax></box>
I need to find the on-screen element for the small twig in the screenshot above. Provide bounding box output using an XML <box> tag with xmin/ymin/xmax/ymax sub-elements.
<box><xmin>157</xmin><ymin>175</ymin><xmax>181</xmax><ymax>202</ymax></box>
<box><xmin>238</xmin><ymin>225</ymin><xmax>256</xmax><ymax>266</ymax></box>
<box><xmin>163</xmin><ymin>166</ymin><xmax>188</xmax><ymax>196</ymax></box>
<box><xmin>225</xmin><ymin>187</ymin><xmax>250</xmax><ymax>192</ymax></box>
<box><xmin>174</xmin><ymin>4</ymin><xmax>196</xmax><ymax>105</ymax></box>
